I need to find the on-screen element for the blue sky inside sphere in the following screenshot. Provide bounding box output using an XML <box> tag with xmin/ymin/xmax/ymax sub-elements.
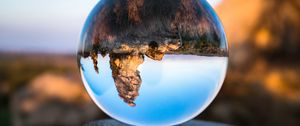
<box><xmin>0</xmin><ymin>0</ymin><xmax>222</xmax><ymax>54</ymax></box>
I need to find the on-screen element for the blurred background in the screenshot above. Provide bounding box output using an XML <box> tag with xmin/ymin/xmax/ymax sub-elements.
<box><xmin>0</xmin><ymin>0</ymin><xmax>299</xmax><ymax>126</ymax></box>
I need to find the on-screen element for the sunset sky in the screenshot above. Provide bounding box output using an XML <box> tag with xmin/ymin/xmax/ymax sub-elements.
<box><xmin>0</xmin><ymin>0</ymin><xmax>222</xmax><ymax>53</ymax></box>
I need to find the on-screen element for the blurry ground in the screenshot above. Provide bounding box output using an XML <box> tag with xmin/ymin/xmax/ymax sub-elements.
<box><xmin>0</xmin><ymin>53</ymin><xmax>107</xmax><ymax>126</ymax></box>
<box><xmin>0</xmin><ymin>0</ymin><xmax>300</xmax><ymax>126</ymax></box>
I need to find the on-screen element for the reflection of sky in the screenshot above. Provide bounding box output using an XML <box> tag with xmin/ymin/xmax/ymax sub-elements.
<box><xmin>0</xmin><ymin>0</ymin><xmax>221</xmax><ymax>53</ymax></box>
<box><xmin>80</xmin><ymin>55</ymin><xmax>228</xmax><ymax>125</ymax></box>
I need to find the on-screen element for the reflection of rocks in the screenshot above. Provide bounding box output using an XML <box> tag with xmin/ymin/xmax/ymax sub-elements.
<box><xmin>91</xmin><ymin>51</ymin><xmax>99</xmax><ymax>74</ymax></box>
<box><xmin>146</xmin><ymin>41</ymin><xmax>181</xmax><ymax>60</ymax></box>
<box><xmin>79</xmin><ymin>0</ymin><xmax>228</xmax><ymax>106</ymax></box>
<box><xmin>109</xmin><ymin>54</ymin><xmax>144</xmax><ymax>106</ymax></box>
<box><xmin>106</xmin><ymin>41</ymin><xmax>180</xmax><ymax>106</ymax></box>
<box><xmin>174</xmin><ymin>41</ymin><xmax>228</xmax><ymax>56</ymax></box>
<box><xmin>12</xmin><ymin>73</ymin><xmax>103</xmax><ymax>126</ymax></box>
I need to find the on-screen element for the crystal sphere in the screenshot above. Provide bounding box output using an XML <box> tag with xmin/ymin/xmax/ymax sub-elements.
<box><xmin>78</xmin><ymin>0</ymin><xmax>228</xmax><ymax>125</ymax></box>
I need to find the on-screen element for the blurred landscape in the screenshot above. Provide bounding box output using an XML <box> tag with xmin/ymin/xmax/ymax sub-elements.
<box><xmin>1</xmin><ymin>0</ymin><xmax>300</xmax><ymax>126</ymax></box>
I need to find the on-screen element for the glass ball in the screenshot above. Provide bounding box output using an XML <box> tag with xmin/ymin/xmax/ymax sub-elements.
<box><xmin>78</xmin><ymin>0</ymin><xmax>228</xmax><ymax>125</ymax></box>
